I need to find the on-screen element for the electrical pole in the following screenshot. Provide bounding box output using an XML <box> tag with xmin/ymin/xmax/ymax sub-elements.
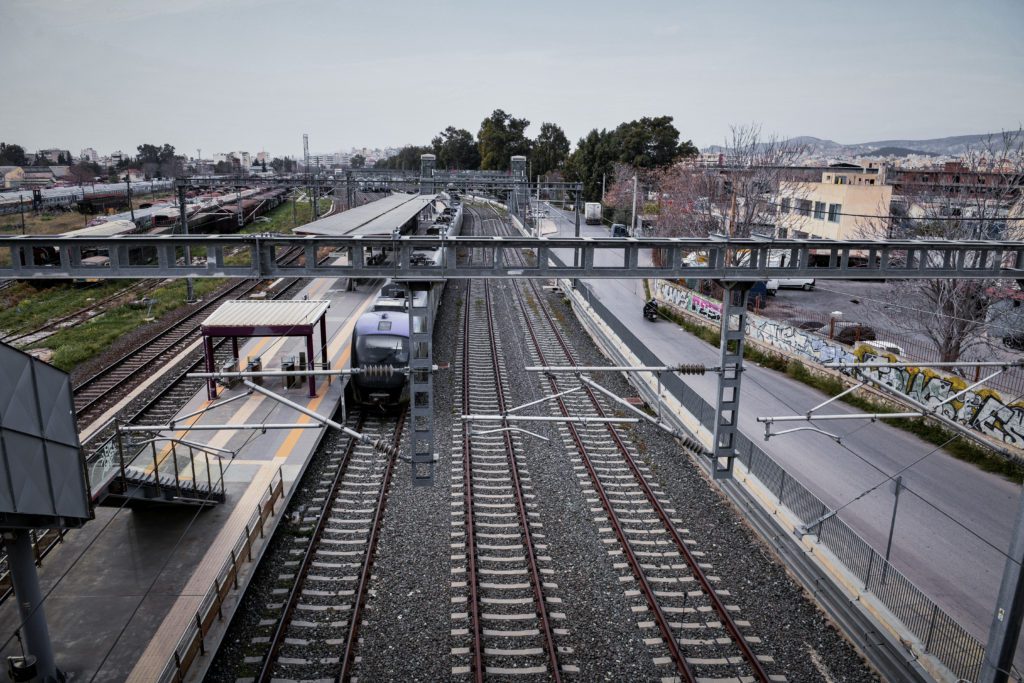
<box><xmin>178</xmin><ymin>183</ymin><xmax>195</xmax><ymax>303</ymax></box>
<box><xmin>601</xmin><ymin>173</ymin><xmax>606</xmax><ymax>201</ymax></box>
<box><xmin>980</xmin><ymin>487</ymin><xmax>1024</xmax><ymax>683</ymax></box>
<box><xmin>19</xmin><ymin>194</ymin><xmax>25</xmax><ymax>234</ymax></box>
<box><xmin>125</xmin><ymin>174</ymin><xmax>135</xmax><ymax>223</ymax></box>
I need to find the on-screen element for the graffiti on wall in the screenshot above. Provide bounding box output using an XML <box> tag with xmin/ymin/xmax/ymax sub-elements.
<box><xmin>654</xmin><ymin>279</ymin><xmax>1024</xmax><ymax>448</ymax></box>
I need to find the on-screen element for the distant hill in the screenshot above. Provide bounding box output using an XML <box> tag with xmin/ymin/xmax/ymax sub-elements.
<box><xmin>704</xmin><ymin>132</ymin><xmax>1014</xmax><ymax>158</ymax></box>
<box><xmin>868</xmin><ymin>146</ymin><xmax>937</xmax><ymax>157</ymax></box>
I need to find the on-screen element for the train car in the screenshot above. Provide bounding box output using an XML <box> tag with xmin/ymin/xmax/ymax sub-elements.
<box><xmin>349</xmin><ymin>195</ymin><xmax>463</xmax><ymax>409</ymax></box>
<box><xmin>349</xmin><ymin>306</ymin><xmax>411</xmax><ymax>408</ymax></box>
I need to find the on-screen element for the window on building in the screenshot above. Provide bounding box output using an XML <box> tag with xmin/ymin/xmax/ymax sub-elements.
<box><xmin>814</xmin><ymin>201</ymin><xmax>826</xmax><ymax>220</ymax></box>
<box><xmin>780</xmin><ymin>198</ymin><xmax>790</xmax><ymax>214</ymax></box>
<box><xmin>828</xmin><ymin>203</ymin><xmax>842</xmax><ymax>222</ymax></box>
<box><xmin>797</xmin><ymin>199</ymin><xmax>812</xmax><ymax>216</ymax></box>
<box><xmin>777</xmin><ymin>227</ymin><xmax>788</xmax><ymax>238</ymax></box>
<box><xmin>835</xmin><ymin>175</ymin><xmax>848</xmax><ymax>185</ymax></box>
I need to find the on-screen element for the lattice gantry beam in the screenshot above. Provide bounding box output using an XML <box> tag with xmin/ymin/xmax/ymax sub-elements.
<box><xmin>0</xmin><ymin>235</ymin><xmax>1020</xmax><ymax>281</ymax></box>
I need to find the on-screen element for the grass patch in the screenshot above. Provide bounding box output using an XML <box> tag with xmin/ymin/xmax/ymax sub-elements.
<box><xmin>655</xmin><ymin>303</ymin><xmax>1024</xmax><ymax>483</ymax></box>
<box><xmin>31</xmin><ymin>278</ymin><xmax>226</xmax><ymax>371</ymax></box>
<box><xmin>0</xmin><ymin>281</ymin><xmax>138</xmax><ymax>334</ymax></box>
<box><xmin>240</xmin><ymin>197</ymin><xmax>332</xmax><ymax>235</ymax></box>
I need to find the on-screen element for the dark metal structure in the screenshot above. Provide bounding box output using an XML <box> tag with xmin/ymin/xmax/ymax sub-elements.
<box><xmin>2</xmin><ymin>234</ymin><xmax>1019</xmax><ymax>281</ymax></box>
<box><xmin>0</xmin><ymin>343</ymin><xmax>92</xmax><ymax>682</ymax></box>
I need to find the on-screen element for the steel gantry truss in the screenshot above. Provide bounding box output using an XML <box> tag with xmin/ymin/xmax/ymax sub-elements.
<box><xmin>2</xmin><ymin>234</ymin><xmax>1020</xmax><ymax>281</ymax></box>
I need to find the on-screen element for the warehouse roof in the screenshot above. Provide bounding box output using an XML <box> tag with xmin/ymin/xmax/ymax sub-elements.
<box><xmin>295</xmin><ymin>192</ymin><xmax>438</xmax><ymax>237</ymax></box>
<box><xmin>202</xmin><ymin>299</ymin><xmax>330</xmax><ymax>333</ymax></box>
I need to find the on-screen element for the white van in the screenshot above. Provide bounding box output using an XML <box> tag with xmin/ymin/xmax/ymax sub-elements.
<box><xmin>766</xmin><ymin>278</ymin><xmax>815</xmax><ymax>294</ymax></box>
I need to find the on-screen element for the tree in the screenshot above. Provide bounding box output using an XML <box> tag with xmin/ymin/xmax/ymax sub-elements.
<box><xmin>0</xmin><ymin>143</ymin><xmax>28</xmax><ymax>166</ymax></box>
<box><xmin>375</xmin><ymin>145</ymin><xmax>432</xmax><ymax>170</ymax></box>
<box><xmin>260</xmin><ymin>159</ymin><xmax>267</xmax><ymax>172</ymax></box>
<box><xmin>477</xmin><ymin>109</ymin><xmax>531</xmax><ymax>170</ymax></box>
<box><xmin>67</xmin><ymin>162</ymin><xmax>102</xmax><ymax>184</ymax></box>
<box><xmin>865</xmin><ymin>129</ymin><xmax>1024</xmax><ymax>363</ymax></box>
<box><xmin>270</xmin><ymin>157</ymin><xmax>296</xmax><ymax>173</ymax></box>
<box><xmin>565</xmin><ymin>128</ymin><xmax>617</xmax><ymax>201</ymax></box>
<box><xmin>531</xmin><ymin>122</ymin><xmax>570</xmax><ymax>178</ymax></box>
<box><xmin>350</xmin><ymin>154</ymin><xmax>366</xmax><ymax>169</ymax></box>
<box><xmin>613</xmin><ymin>116</ymin><xmax>696</xmax><ymax>169</ymax></box>
<box><xmin>655</xmin><ymin>123</ymin><xmax>807</xmax><ymax>239</ymax></box>
<box><xmin>137</xmin><ymin>144</ymin><xmax>161</xmax><ymax>165</ymax></box>
<box><xmin>432</xmin><ymin>127</ymin><xmax>480</xmax><ymax>170</ymax></box>
<box><xmin>214</xmin><ymin>160</ymin><xmax>233</xmax><ymax>174</ymax></box>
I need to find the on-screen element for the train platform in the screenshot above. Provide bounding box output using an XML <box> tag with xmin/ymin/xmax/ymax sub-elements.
<box><xmin>0</xmin><ymin>276</ymin><xmax>380</xmax><ymax>682</ymax></box>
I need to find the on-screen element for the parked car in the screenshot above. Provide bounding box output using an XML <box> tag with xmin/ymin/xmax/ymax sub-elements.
<box><xmin>766</xmin><ymin>277</ymin><xmax>815</xmax><ymax>294</ymax></box>
<box><xmin>611</xmin><ymin>223</ymin><xmax>629</xmax><ymax>237</ymax></box>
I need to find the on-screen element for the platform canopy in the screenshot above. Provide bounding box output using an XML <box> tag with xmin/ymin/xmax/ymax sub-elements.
<box><xmin>202</xmin><ymin>298</ymin><xmax>330</xmax><ymax>335</ymax></box>
<box><xmin>295</xmin><ymin>192</ymin><xmax>438</xmax><ymax>237</ymax></box>
<box><xmin>201</xmin><ymin>299</ymin><xmax>331</xmax><ymax>399</ymax></box>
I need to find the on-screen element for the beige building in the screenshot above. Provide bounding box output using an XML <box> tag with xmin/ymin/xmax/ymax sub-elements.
<box><xmin>778</xmin><ymin>165</ymin><xmax>892</xmax><ymax>239</ymax></box>
<box><xmin>0</xmin><ymin>166</ymin><xmax>24</xmax><ymax>189</ymax></box>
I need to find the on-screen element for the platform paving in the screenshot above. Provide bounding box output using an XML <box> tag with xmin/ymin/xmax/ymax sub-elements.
<box><xmin>0</xmin><ymin>276</ymin><xmax>378</xmax><ymax>681</ymax></box>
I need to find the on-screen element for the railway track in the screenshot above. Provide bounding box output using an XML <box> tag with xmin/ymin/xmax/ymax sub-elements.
<box><xmin>512</xmin><ymin>285</ymin><xmax>776</xmax><ymax>680</ymax></box>
<box><xmin>452</xmin><ymin>277</ymin><xmax>570</xmax><ymax>680</ymax></box>
<box><xmin>1</xmin><ymin>280</ymin><xmax>160</xmax><ymax>346</ymax></box>
<box><xmin>72</xmin><ymin>246</ymin><xmax>308</xmax><ymax>428</ymax></box>
<box><xmin>78</xmin><ymin>274</ymin><xmax>311</xmax><ymax>459</ymax></box>
<box><xmin>469</xmin><ymin>202</ymin><xmax>777</xmax><ymax>681</ymax></box>
<box><xmin>253</xmin><ymin>411</ymin><xmax>405</xmax><ymax>682</ymax></box>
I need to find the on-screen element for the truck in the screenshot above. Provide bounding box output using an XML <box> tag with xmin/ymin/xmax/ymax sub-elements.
<box><xmin>584</xmin><ymin>202</ymin><xmax>602</xmax><ymax>225</ymax></box>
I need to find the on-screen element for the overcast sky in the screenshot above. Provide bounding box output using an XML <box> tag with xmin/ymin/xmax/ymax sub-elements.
<box><xmin>2</xmin><ymin>0</ymin><xmax>1022</xmax><ymax>159</ymax></box>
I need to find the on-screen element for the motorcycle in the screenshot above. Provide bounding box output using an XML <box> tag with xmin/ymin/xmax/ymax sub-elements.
<box><xmin>643</xmin><ymin>300</ymin><xmax>659</xmax><ymax>322</ymax></box>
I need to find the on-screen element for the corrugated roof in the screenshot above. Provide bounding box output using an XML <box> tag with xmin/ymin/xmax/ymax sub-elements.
<box><xmin>62</xmin><ymin>220</ymin><xmax>139</xmax><ymax>238</ymax></box>
<box><xmin>295</xmin><ymin>192</ymin><xmax>437</xmax><ymax>237</ymax></box>
<box><xmin>202</xmin><ymin>299</ymin><xmax>330</xmax><ymax>329</ymax></box>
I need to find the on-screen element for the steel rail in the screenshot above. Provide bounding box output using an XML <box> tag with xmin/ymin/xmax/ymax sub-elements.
<box><xmin>255</xmin><ymin>411</ymin><xmax>368</xmax><ymax>682</ymax></box>
<box><xmin>481</xmin><ymin>200</ymin><xmax>699</xmax><ymax>678</ymax></box>
<box><xmin>256</xmin><ymin>411</ymin><xmax>407</xmax><ymax>683</ymax></box>
<box><xmin>483</xmin><ymin>277</ymin><xmax>563</xmax><ymax>680</ymax></box>
<box><xmin>524</xmin><ymin>276</ymin><xmax>771</xmax><ymax>683</ymax></box>
<box><xmin>491</xmin><ymin>201</ymin><xmax>770</xmax><ymax>682</ymax></box>
<box><xmin>0</xmin><ymin>280</ymin><xmax>159</xmax><ymax>345</ymax></box>
<box><xmin>73</xmin><ymin>246</ymin><xmax>307</xmax><ymax>423</ymax></box>
<box><xmin>510</xmin><ymin>277</ymin><xmax>697</xmax><ymax>681</ymax></box>
<box><xmin>72</xmin><ymin>276</ymin><xmax>264</xmax><ymax>421</ymax></box>
<box><xmin>337</xmin><ymin>410</ymin><xmax>406</xmax><ymax>682</ymax></box>
<box><xmin>461</xmin><ymin>274</ymin><xmax>485</xmax><ymax>683</ymax></box>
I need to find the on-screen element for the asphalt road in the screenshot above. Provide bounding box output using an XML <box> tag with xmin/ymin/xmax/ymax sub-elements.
<box><xmin>536</xmin><ymin>202</ymin><xmax>1023</xmax><ymax>662</ymax></box>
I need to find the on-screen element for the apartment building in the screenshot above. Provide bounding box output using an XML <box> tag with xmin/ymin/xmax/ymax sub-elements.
<box><xmin>778</xmin><ymin>164</ymin><xmax>892</xmax><ymax>239</ymax></box>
